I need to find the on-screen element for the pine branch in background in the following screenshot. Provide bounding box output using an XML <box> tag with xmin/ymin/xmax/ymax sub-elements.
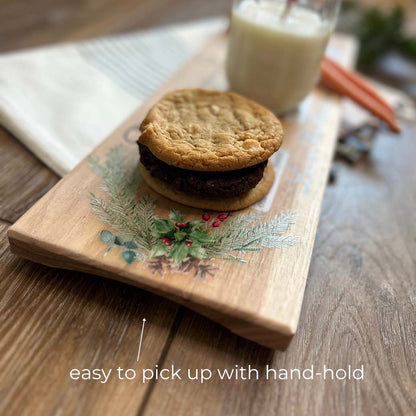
<box><xmin>341</xmin><ymin>2</ymin><xmax>416</xmax><ymax>71</ymax></box>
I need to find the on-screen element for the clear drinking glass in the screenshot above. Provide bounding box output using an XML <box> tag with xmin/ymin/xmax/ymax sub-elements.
<box><xmin>226</xmin><ymin>0</ymin><xmax>342</xmax><ymax>113</ymax></box>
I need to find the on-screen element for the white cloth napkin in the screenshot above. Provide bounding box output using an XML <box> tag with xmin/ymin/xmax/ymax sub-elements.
<box><xmin>0</xmin><ymin>18</ymin><xmax>227</xmax><ymax>176</ymax></box>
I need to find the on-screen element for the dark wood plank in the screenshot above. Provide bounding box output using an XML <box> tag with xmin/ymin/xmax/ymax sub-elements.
<box><xmin>0</xmin><ymin>0</ymin><xmax>229</xmax><ymax>53</ymax></box>
<box><xmin>0</xmin><ymin>220</ymin><xmax>179</xmax><ymax>416</ymax></box>
<box><xmin>141</xmin><ymin>123</ymin><xmax>416</xmax><ymax>416</ymax></box>
<box><xmin>0</xmin><ymin>128</ymin><xmax>59</xmax><ymax>223</ymax></box>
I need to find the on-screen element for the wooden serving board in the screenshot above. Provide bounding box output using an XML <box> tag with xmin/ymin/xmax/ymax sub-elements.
<box><xmin>8</xmin><ymin>33</ymin><xmax>356</xmax><ymax>350</ymax></box>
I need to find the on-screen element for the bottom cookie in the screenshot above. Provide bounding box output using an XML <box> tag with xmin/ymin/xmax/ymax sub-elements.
<box><xmin>139</xmin><ymin>162</ymin><xmax>275</xmax><ymax>211</ymax></box>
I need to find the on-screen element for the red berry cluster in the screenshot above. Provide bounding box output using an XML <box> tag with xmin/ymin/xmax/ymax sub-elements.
<box><xmin>160</xmin><ymin>221</ymin><xmax>194</xmax><ymax>247</ymax></box>
<box><xmin>161</xmin><ymin>237</ymin><xmax>172</xmax><ymax>246</ymax></box>
<box><xmin>217</xmin><ymin>213</ymin><xmax>229</xmax><ymax>221</ymax></box>
<box><xmin>202</xmin><ymin>212</ymin><xmax>230</xmax><ymax>228</ymax></box>
<box><xmin>160</xmin><ymin>212</ymin><xmax>231</xmax><ymax>249</ymax></box>
<box><xmin>202</xmin><ymin>212</ymin><xmax>210</xmax><ymax>221</ymax></box>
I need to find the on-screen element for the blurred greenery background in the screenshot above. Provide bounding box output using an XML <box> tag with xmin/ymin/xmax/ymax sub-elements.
<box><xmin>340</xmin><ymin>1</ymin><xmax>416</xmax><ymax>70</ymax></box>
<box><xmin>338</xmin><ymin>0</ymin><xmax>416</xmax><ymax>99</ymax></box>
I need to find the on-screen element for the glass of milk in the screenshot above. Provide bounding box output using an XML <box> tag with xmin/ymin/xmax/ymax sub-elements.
<box><xmin>226</xmin><ymin>0</ymin><xmax>341</xmax><ymax>113</ymax></box>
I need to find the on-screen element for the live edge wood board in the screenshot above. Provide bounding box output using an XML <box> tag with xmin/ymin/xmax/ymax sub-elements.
<box><xmin>8</xmin><ymin>34</ymin><xmax>357</xmax><ymax>350</ymax></box>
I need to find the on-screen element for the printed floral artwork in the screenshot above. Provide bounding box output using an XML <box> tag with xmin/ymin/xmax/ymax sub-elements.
<box><xmin>89</xmin><ymin>146</ymin><xmax>298</xmax><ymax>278</ymax></box>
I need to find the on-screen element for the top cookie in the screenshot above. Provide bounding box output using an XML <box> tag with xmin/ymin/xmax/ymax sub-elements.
<box><xmin>139</xmin><ymin>89</ymin><xmax>283</xmax><ymax>171</ymax></box>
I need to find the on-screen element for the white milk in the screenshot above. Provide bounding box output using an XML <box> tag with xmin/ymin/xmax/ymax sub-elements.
<box><xmin>226</xmin><ymin>0</ymin><xmax>331</xmax><ymax>113</ymax></box>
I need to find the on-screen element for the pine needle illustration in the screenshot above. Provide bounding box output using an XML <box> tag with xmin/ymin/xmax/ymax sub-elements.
<box><xmin>204</xmin><ymin>211</ymin><xmax>299</xmax><ymax>262</ymax></box>
<box><xmin>89</xmin><ymin>147</ymin><xmax>158</xmax><ymax>255</ymax></box>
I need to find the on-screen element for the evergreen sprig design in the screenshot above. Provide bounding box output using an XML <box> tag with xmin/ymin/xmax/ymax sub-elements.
<box><xmin>89</xmin><ymin>147</ymin><xmax>158</xmax><ymax>258</ymax></box>
<box><xmin>204</xmin><ymin>211</ymin><xmax>298</xmax><ymax>262</ymax></box>
<box><xmin>89</xmin><ymin>145</ymin><xmax>299</xmax><ymax>275</ymax></box>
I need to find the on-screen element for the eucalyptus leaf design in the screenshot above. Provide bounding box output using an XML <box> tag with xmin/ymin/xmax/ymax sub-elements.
<box><xmin>100</xmin><ymin>230</ymin><xmax>115</xmax><ymax>244</ymax></box>
<box><xmin>121</xmin><ymin>250</ymin><xmax>136</xmax><ymax>264</ymax></box>
<box><xmin>89</xmin><ymin>146</ymin><xmax>299</xmax><ymax>277</ymax></box>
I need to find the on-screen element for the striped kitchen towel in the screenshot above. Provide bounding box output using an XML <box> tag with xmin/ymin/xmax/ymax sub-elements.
<box><xmin>0</xmin><ymin>18</ymin><xmax>227</xmax><ymax>176</ymax></box>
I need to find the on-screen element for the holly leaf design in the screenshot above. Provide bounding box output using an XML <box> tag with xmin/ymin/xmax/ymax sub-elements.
<box><xmin>169</xmin><ymin>208</ymin><xmax>185</xmax><ymax>223</ymax></box>
<box><xmin>154</xmin><ymin>219</ymin><xmax>175</xmax><ymax>236</ymax></box>
<box><xmin>121</xmin><ymin>250</ymin><xmax>136</xmax><ymax>264</ymax></box>
<box><xmin>189</xmin><ymin>245</ymin><xmax>207</xmax><ymax>260</ymax></box>
<box><xmin>149</xmin><ymin>243</ymin><xmax>168</xmax><ymax>258</ymax></box>
<box><xmin>100</xmin><ymin>230</ymin><xmax>115</xmax><ymax>245</ymax></box>
<box><xmin>174</xmin><ymin>231</ymin><xmax>187</xmax><ymax>242</ymax></box>
<box><xmin>187</xmin><ymin>220</ymin><xmax>205</xmax><ymax>230</ymax></box>
<box><xmin>189</xmin><ymin>229</ymin><xmax>211</xmax><ymax>244</ymax></box>
<box><xmin>171</xmin><ymin>242</ymin><xmax>190</xmax><ymax>264</ymax></box>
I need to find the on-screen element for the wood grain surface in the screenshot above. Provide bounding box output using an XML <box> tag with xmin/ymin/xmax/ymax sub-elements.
<box><xmin>0</xmin><ymin>0</ymin><xmax>230</xmax><ymax>53</ymax></box>
<box><xmin>0</xmin><ymin>1</ymin><xmax>415</xmax><ymax>415</ymax></box>
<box><xmin>0</xmin><ymin>220</ymin><xmax>181</xmax><ymax>416</ymax></box>
<box><xmin>0</xmin><ymin>130</ymin><xmax>59</xmax><ymax>223</ymax></box>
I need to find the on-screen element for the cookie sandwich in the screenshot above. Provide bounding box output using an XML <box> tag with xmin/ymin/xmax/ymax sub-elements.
<box><xmin>138</xmin><ymin>89</ymin><xmax>283</xmax><ymax>211</ymax></box>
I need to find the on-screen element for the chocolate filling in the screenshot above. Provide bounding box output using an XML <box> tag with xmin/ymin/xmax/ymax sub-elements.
<box><xmin>139</xmin><ymin>144</ymin><xmax>266</xmax><ymax>198</ymax></box>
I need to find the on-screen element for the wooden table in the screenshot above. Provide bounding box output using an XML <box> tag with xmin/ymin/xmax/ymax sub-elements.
<box><xmin>0</xmin><ymin>1</ymin><xmax>415</xmax><ymax>415</ymax></box>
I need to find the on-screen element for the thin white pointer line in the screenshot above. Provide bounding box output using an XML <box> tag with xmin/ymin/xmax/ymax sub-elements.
<box><xmin>136</xmin><ymin>318</ymin><xmax>146</xmax><ymax>362</ymax></box>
